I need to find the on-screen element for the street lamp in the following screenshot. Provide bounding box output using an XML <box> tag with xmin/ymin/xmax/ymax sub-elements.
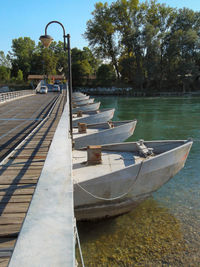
<box><xmin>58</xmin><ymin>66</ymin><xmax>63</xmax><ymax>73</ymax></box>
<box><xmin>39</xmin><ymin>21</ymin><xmax>73</xmax><ymax>140</ymax></box>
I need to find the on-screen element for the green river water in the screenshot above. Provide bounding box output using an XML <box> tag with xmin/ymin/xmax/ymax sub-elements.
<box><xmin>76</xmin><ymin>96</ymin><xmax>200</xmax><ymax>266</ymax></box>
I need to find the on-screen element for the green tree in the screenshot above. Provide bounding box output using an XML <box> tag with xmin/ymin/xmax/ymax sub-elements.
<box><xmin>141</xmin><ymin>1</ymin><xmax>176</xmax><ymax>89</ymax></box>
<box><xmin>42</xmin><ymin>48</ymin><xmax>57</xmax><ymax>76</ymax></box>
<box><xmin>16</xmin><ymin>69</ymin><xmax>23</xmax><ymax>82</ymax></box>
<box><xmin>0</xmin><ymin>51</ymin><xmax>11</xmax><ymax>68</ymax></box>
<box><xmin>165</xmin><ymin>8</ymin><xmax>200</xmax><ymax>90</ymax></box>
<box><xmin>49</xmin><ymin>41</ymin><xmax>68</xmax><ymax>75</ymax></box>
<box><xmin>82</xmin><ymin>47</ymin><xmax>101</xmax><ymax>74</ymax></box>
<box><xmin>119</xmin><ymin>55</ymin><xmax>136</xmax><ymax>83</ymax></box>
<box><xmin>0</xmin><ymin>66</ymin><xmax>10</xmax><ymax>82</ymax></box>
<box><xmin>31</xmin><ymin>43</ymin><xmax>58</xmax><ymax>77</ymax></box>
<box><xmin>84</xmin><ymin>2</ymin><xmax>120</xmax><ymax>79</ymax></box>
<box><xmin>72</xmin><ymin>60</ymin><xmax>92</xmax><ymax>85</ymax></box>
<box><xmin>111</xmin><ymin>0</ymin><xmax>145</xmax><ymax>88</ymax></box>
<box><xmin>96</xmin><ymin>64</ymin><xmax>116</xmax><ymax>85</ymax></box>
<box><xmin>71</xmin><ymin>47</ymin><xmax>98</xmax><ymax>86</ymax></box>
<box><xmin>30</xmin><ymin>51</ymin><xmax>44</xmax><ymax>75</ymax></box>
<box><xmin>10</xmin><ymin>37</ymin><xmax>35</xmax><ymax>79</ymax></box>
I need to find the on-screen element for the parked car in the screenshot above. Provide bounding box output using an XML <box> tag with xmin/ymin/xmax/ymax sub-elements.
<box><xmin>54</xmin><ymin>80</ymin><xmax>61</xmax><ymax>85</ymax></box>
<box><xmin>39</xmin><ymin>86</ymin><xmax>48</xmax><ymax>94</ymax></box>
<box><xmin>52</xmin><ymin>84</ymin><xmax>60</xmax><ymax>92</ymax></box>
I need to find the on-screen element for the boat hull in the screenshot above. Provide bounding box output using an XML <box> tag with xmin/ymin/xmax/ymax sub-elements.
<box><xmin>74</xmin><ymin>120</ymin><xmax>137</xmax><ymax>149</ymax></box>
<box><xmin>73</xmin><ymin>98</ymin><xmax>94</xmax><ymax>106</ymax></box>
<box><xmin>73</xmin><ymin>140</ymin><xmax>192</xmax><ymax>220</ymax></box>
<box><xmin>73</xmin><ymin>92</ymin><xmax>86</xmax><ymax>97</ymax></box>
<box><xmin>72</xmin><ymin>95</ymin><xmax>89</xmax><ymax>101</ymax></box>
<box><xmin>72</xmin><ymin>102</ymin><xmax>100</xmax><ymax>114</ymax></box>
<box><xmin>72</xmin><ymin>108</ymin><xmax>115</xmax><ymax>127</ymax></box>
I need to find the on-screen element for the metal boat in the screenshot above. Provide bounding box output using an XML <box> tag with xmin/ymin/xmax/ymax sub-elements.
<box><xmin>74</xmin><ymin>120</ymin><xmax>137</xmax><ymax>149</ymax></box>
<box><xmin>73</xmin><ymin>98</ymin><xmax>94</xmax><ymax>106</ymax></box>
<box><xmin>72</xmin><ymin>102</ymin><xmax>101</xmax><ymax>114</ymax></box>
<box><xmin>72</xmin><ymin>95</ymin><xmax>89</xmax><ymax>101</ymax></box>
<box><xmin>72</xmin><ymin>108</ymin><xmax>115</xmax><ymax>126</ymax></box>
<box><xmin>73</xmin><ymin>139</ymin><xmax>193</xmax><ymax>221</ymax></box>
<box><xmin>73</xmin><ymin>92</ymin><xmax>86</xmax><ymax>97</ymax></box>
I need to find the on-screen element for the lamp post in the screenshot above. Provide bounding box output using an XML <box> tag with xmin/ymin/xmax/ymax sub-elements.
<box><xmin>39</xmin><ymin>21</ymin><xmax>73</xmax><ymax>140</ymax></box>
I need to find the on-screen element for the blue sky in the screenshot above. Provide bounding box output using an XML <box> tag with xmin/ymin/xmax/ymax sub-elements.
<box><xmin>0</xmin><ymin>0</ymin><xmax>200</xmax><ymax>55</ymax></box>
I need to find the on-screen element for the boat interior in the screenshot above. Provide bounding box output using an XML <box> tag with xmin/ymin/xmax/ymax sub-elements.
<box><xmin>72</xmin><ymin>140</ymin><xmax>190</xmax><ymax>183</ymax></box>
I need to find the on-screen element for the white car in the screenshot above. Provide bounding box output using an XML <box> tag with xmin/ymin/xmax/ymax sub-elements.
<box><xmin>39</xmin><ymin>86</ymin><xmax>48</xmax><ymax>94</ymax></box>
<box><xmin>52</xmin><ymin>84</ymin><xmax>60</xmax><ymax>92</ymax></box>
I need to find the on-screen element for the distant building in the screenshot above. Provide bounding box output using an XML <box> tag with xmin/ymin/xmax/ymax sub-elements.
<box><xmin>28</xmin><ymin>74</ymin><xmax>66</xmax><ymax>83</ymax></box>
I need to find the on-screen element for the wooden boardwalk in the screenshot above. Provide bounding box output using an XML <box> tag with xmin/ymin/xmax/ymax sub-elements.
<box><xmin>0</xmin><ymin>93</ymin><xmax>66</xmax><ymax>266</ymax></box>
<box><xmin>0</xmin><ymin>94</ymin><xmax>59</xmax><ymax>161</ymax></box>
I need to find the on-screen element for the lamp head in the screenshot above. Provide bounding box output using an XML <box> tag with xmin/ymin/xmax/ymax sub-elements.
<box><xmin>58</xmin><ymin>67</ymin><xmax>63</xmax><ymax>72</ymax></box>
<box><xmin>39</xmin><ymin>35</ymin><xmax>53</xmax><ymax>48</ymax></box>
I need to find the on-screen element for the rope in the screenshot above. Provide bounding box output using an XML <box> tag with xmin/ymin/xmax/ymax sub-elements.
<box><xmin>74</xmin><ymin>219</ymin><xmax>85</xmax><ymax>267</ymax></box>
<box><xmin>74</xmin><ymin>160</ymin><xmax>144</xmax><ymax>201</ymax></box>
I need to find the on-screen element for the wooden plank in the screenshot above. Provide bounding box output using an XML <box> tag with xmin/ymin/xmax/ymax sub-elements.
<box><xmin>0</xmin><ymin>175</ymin><xmax>38</xmax><ymax>179</ymax></box>
<box><xmin>0</xmin><ymin>167</ymin><xmax>43</xmax><ymax>173</ymax></box>
<box><xmin>0</xmin><ymin>170</ymin><xmax>42</xmax><ymax>175</ymax></box>
<box><xmin>1</xmin><ymin>163</ymin><xmax>45</xmax><ymax>169</ymax></box>
<box><xmin>9</xmin><ymin>155</ymin><xmax>47</xmax><ymax>160</ymax></box>
<box><xmin>22</xmin><ymin>141</ymin><xmax>51</xmax><ymax>145</ymax></box>
<box><xmin>0</xmin><ymin>248</ymin><xmax>13</xmax><ymax>257</ymax></box>
<box><xmin>0</xmin><ymin>166</ymin><xmax>44</xmax><ymax>170</ymax></box>
<box><xmin>0</xmin><ymin>213</ymin><xmax>26</xmax><ymax>219</ymax></box>
<box><xmin>0</xmin><ymin>216</ymin><xmax>24</xmax><ymax>225</ymax></box>
<box><xmin>0</xmin><ymin>195</ymin><xmax>32</xmax><ymax>203</ymax></box>
<box><xmin>0</xmin><ymin>188</ymin><xmax>35</xmax><ymax>196</ymax></box>
<box><xmin>0</xmin><ymin>203</ymin><xmax>29</xmax><ymax>214</ymax></box>
<box><xmin>15</xmin><ymin>151</ymin><xmax>49</xmax><ymax>155</ymax></box>
<box><xmin>0</xmin><ymin>238</ymin><xmax>16</xmax><ymax>248</ymax></box>
<box><xmin>0</xmin><ymin>225</ymin><xmax>20</xmax><ymax>237</ymax></box>
<box><xmin>0</xmin><ymin>185</ymin><xmax>35</xmax><ymax>190</ymax></box>
<box><xmin>15</xmin><ymin>146</ymin><xmax>49</xmax><ymax>150</ymax></box>
<box><xmin>11</xmin><ymin>160</ymin><xmax>45</xmax><ymax>164</ymax></box>
<box><xmin>0</xmin><ymin>257</ymin><xmax>10</xmax><ymax>267</ymax></box>
<box><xmin>0</xmin><ymin>178</ymin><xmax>38</xmax><ymax>185</ymax></box>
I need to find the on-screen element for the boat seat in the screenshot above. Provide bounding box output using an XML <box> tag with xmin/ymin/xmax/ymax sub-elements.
<box><xmin>136</xmin><ymin>140</ymin><xmax>154</xmax><ymax>158</ymax></box>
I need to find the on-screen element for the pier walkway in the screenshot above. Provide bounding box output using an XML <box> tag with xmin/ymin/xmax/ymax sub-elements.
<box><xmin>0</xmin><ymin>90</ymin><xmax>74</xmax><ymax>266</ymax></box>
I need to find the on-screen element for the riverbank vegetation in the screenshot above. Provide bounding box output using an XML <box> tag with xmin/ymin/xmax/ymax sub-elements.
<box><xmin>1</xmin><ymin>0</ymin><xmax>200</xmax><ymax>93</ymax></box>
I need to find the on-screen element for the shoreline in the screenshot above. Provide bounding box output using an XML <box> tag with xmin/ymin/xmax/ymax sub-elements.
<box><xmin>74</xmin><ymin>88</ymin><xmax>200</xmax><ymax>97</ymax></box>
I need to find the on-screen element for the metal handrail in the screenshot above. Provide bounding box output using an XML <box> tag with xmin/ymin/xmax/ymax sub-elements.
<box><xmin>0</xmin><ymin>90</ymin><xmax>36</xmax><ymax>104</ymax></box>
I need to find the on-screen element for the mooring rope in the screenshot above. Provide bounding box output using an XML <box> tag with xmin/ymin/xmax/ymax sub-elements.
<box><xmin>74</xmin><ymin>160</ymin><xmax>144</xmax><ymax>201</ymax></box>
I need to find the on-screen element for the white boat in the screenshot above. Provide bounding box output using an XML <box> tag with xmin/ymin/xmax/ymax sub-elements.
<box><xmin>72</xmin><ymin>102</ymin><xmax>101</xmax><ymax>114</ymax></box>
<box><xmin>73</xmin><ymin>98</ymin><xmax>94</xmax><ymax>106</ymax></box>
<box><xmin>74</xmin><ymin>120</ymin><xmax>137</xmax><ymax>149</ymax></box>
<box><xmin>73</xmin><ymin>92</ymin><xmax>86</xmax><ymax>97</ymax></box>
<box><xmin>72</xmin><ymin>95</ymin><xmax>89</xmax><ymax>101</ymax></box>
<box><xmin>73</xmin><ymin>139</ymin><xmax>193</xmax><ymax>221</ymax></box>
<box><xmin>72</xmin><ymin>108</ymin><xmax>115</xmax><ymax>127</ymax></box>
